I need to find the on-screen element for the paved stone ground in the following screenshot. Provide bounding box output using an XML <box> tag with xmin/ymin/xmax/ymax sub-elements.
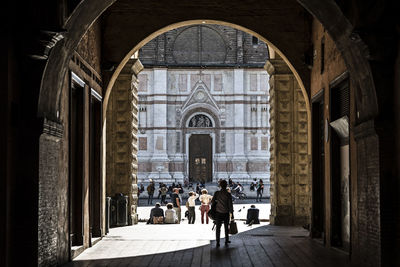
<box><xmin>64</xmin><ymin>204</ymin><xmax>350</xmax><ymax>267</ymax></box>
<box><xmin>64</xmin><ymin>224</ymin><xmax>350</xmax><ymax>267</ymax></box>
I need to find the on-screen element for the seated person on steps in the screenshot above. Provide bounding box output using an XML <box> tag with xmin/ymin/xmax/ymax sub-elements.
<box><xmin>164</xmin><ymin>203</ymin><xmax>178</xmax><ymax>224</ymax></box>
<box><xmin>147</xmin><ymin>202</ymin><xmax>164</xmax><ymax>224</ymax></box>
<box><xmin>246</xmin><ymin>205</ymin><xmax>260</xmax><ymax>225</ymax></box>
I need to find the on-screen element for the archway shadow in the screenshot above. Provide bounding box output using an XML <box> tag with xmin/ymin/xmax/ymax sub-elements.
<box><xmin>63</xmin><ymin>225</ymin><xmax>350</xmax><ymax>267</ymax></box>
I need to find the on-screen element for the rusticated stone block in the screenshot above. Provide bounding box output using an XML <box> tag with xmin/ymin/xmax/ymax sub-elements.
<box><xmin>296</xmin><ymin>194</ymin><xmax>310</xmax><ymax>206</ymax></box>
<box><xmin>298</xmin><ymin>174</ymin><xmax>309</xmax><ymax>185</ymax></box>
<box><xmin>279</xmin><ymin>100</ymin><xmax>292</xmax><ymax>111</ymax></box>
<box><xmin>276</xmin><ymin>79</ymin><xmax>290</xmax><ymax>91</ymax></box>
<box><xmin>295</xmin><ymin>163</ymin><xmax>309</xmax><ymax>176</ymax></box>
<box><xmin>295</xmin><ymin>184</ymin><xmax>308</xmax><ymax>195</ymax></box>
<box><xmin>279</xmin><ymin>132</ymin><xmax>291</xmax><ymax>143</ymax></box>
<box><xmin>279</xmin><ymin>184</ymin><xmax>292</xmax><ymax>195</ymax></box>
<box><xmin>278</xmin><ymin>111</ymin><xmax>291</xmax><ymax>122</ymax></box>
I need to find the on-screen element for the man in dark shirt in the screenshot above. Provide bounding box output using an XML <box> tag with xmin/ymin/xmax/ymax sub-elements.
<box><xmin>212</xmin><ymin>179</ymin><xmax>234</xmax><ymax>247</ymax></box>
<box><xmin>171</xmin><ymin>188</ymin><xmax>182</xmax><ymax>223</ymax></box>
<box><xmin>147</xmin><ymin>203</ymin><xmax>164</xmax><ymax>224</ymax></box>
<box><xmin>246</xmin><ymin>205</ymin><xmax>260</xmax><ymax>224</ymax></box>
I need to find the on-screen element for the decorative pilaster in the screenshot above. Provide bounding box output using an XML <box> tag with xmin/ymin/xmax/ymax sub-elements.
<box><xmin>106</xmin><ymin>58</ymin><xmax>143</xmax><ymax>225</ymax></box>
<box><xmin>265</xmin><ymin>55</ymin><xmax>311</xmax><ymax>226</ymax></box>
<box><xmin>129</xmin><ymin>59</ymin><xmax>143</xmax><ymax>225</ymax></box>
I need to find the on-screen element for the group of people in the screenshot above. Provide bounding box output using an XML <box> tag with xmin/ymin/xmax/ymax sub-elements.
<box><xmin>249</xmin><ymin>178</ymin><xmax>264</xmax><ymax>202</ymax></box>
<box><xmin>146</xmin><ymin>179</ymin><xmax>261</xmax><ymax>247</ymax></box>
<box><xmin>141</xmin><ymin>180</ymin><xmax>185</xmax><ymax>205</ymax></box>
<box><xmin>227</xmin><ymin>178</ymin><xmax>264</xmax><ymax>202</ymax></box>
<box><xmin>147</xmin><ymin>188</ymin><xmax>213</xmax><ymax>225</ymax></box>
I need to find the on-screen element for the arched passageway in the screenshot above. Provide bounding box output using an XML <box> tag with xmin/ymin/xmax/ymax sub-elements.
<box><xmin>5</xmin><ymin>1</ymin><xmax>400</xmax><ymax>266</ymax></box>
<box><xmin>104</xmin><ymin>20</ymin><xmax>312</xmax><ymax>230</ymax></box>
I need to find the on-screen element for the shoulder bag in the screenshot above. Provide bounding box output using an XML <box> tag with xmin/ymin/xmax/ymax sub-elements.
<box><xmin>229</xmin><ymin>220</ymin><xmax>238</xmax><ymax>235</ymax></box>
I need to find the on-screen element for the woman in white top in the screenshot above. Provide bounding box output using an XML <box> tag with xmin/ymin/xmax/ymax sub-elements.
<box><xmin>187</xmin><ymin>191</ymin><xmax>199</xmax><ymax>224</ymax></box>
<box><xmin>199</xmin><ymin>189</ymin><xmax>213</xmax><ymax>224</ymax></box>
<box><xmin>164</xmin><ymin>203</ymin><xmax>178</xmax><ymax>224</ymax></box>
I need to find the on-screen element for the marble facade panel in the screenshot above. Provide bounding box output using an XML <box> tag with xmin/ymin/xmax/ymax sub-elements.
<box><xmin>138</xmin><ymin>137</ymin><xmax>147</xmax><ymax>150</ymax></box>
<box><xmin>136</xmin><ymin>68</ymin><xmax>271</xmax><ymax>188</ymax></box>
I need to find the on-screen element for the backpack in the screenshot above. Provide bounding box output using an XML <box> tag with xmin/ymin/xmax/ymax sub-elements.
<box><xmin>208</xmin><ymin>192</ymin><xmax>218</xmax><ymax>221</ymax></box>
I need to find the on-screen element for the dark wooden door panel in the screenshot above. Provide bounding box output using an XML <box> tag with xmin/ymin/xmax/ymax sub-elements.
<box><xmin>189</xmin><ymin>135</ymin><xmax>212</xmax><ymax>183</ymax></box>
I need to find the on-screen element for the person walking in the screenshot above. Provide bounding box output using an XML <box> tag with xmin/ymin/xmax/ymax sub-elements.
<box><xmin>157</xmin><ymin>182</ymin><xmax>162</xmax><ymax>199</ymax></box>
<box><xmin>212</xmin><ymin>179</ymin><xmax>234</xmax><ymax>247</ymax></box>
<box><xmin>147</xmin><ymin>180</ymin><xmax>155</xmax><ymax>205</ymax></box>
<box><xmin>171</xmin><ymin>188</ymin><xmax>182</xmax><ymax>223</ymax></box>
<box><xmin>256</xmin><ymin>179</ymin><xmax>264</xmax><ymax>202</ymax></box>
<box><xmin>160</xmin><ymin>184</ymin><xmax>168</xmax><ymax>205</ymax></box>
<box><xmin>199</xmin><ymin>189</ymin><xmax>212</xmax><ymax>224</ymax></box>
<box><xmin>187</xmin><ymin>191</ymin><xmax>199</xmax><ymax>224</ymax></box>
<box><xmin>250</xmin><ymin>178</ymin><xmax>257</xmax><ymax>191</ymax></box>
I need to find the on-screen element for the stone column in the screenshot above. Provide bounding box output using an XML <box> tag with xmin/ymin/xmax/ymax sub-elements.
<box><xmin>106</xmin><ymin>58</ymin><xmax>143</xmax><ymax>225</ymax></box>
<box><xmin>265</xmin><ymin>54</ymin><xmax>311</xmax><ymax>226</ymax></box>
<box><xmin>129</xmin><ymin>59</ymin><xmax>143</xmax><ymax>224</ymax></box>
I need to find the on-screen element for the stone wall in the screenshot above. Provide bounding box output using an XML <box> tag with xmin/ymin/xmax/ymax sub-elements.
<box><xmin>75</xmin><ymin>19</ymin><xmax>102</xmax><ymax>74</ymax></box>
<box><xmin>37</xmin><ymin>18</ymin><xmax>104</xmax><ymax>264</ymax></box>
<box><xmin>139</xmin><ymin>24</ymin><xmax>269</xmax><ymax>67</ymax></box>
<box><xmin>38</xmin><ymin>120</ymin><xmax>63</xmax><ymax>266</ymax></box>
<box><xmin>266</xmin><ymin>55</ymin><xmax>311</xmax><ymax>226</ymax></box>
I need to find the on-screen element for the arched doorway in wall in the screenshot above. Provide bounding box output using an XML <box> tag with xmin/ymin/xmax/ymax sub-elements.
<box><xmin>99</xmin><ymin>20</ymin><xmax>314</xmax><ymax>263</ymax></box>
<box><xmin>104</xmin><ymin>19</ymin><xmax>312</xmax><ymax>233</ymax></box>
<box><xmin>32</xmin><ymin>0</ymin><xmax>386</xmax><ymax>266</ymax></box>
<box><xmin>186</xmin><ymin>113</ymin><xmax>215</xmax><ymax>184</ymax></box>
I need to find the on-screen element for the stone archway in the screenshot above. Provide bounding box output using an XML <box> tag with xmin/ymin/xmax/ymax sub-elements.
<box><xmin>32</xmin><ymin>1</ymin><xmax>388</xmax><ymax>266</ymax></box>
<box><xmin>38</xmin><ymin>0</ymin><xmax>379</xmax><ymax>125</ymax></box>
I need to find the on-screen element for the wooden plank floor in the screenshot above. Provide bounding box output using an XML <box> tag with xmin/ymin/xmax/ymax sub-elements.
<box><xmin>64</xmin><ymin>225</ymin><xmax>350</xmax><ymax>267</ymax></box>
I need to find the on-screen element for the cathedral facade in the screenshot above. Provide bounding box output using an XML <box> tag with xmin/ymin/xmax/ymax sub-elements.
<box><xmin>137</xmin><ymin>25</ymin><xmax>270</xmax><ymax>192</ymax></box>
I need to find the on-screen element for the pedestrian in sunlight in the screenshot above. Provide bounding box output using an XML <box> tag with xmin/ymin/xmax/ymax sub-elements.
<box><xmin>187</xmin><ymin>191</ymin><xmax>199</xmax><ymax>224</ymax></box>
<box><xmin>211</xmin><ymin>179</ymin><xmax>234</xmax><ymax>247</ymax></box>
<box><xmin>199</xmin><ymin>188</ymin><xmax>213</xmax><ymax>224</ymax></box>
<box><xmin>171</xmin><ymin>188</ymin><xmax>182</xmax><ymax>223</ymax></box>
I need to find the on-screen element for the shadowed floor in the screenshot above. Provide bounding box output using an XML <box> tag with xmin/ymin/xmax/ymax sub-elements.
<box><xmin>64</xmin><ymin>224</ymin><xmax>350</xmax><ymax>267</ymax></box>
